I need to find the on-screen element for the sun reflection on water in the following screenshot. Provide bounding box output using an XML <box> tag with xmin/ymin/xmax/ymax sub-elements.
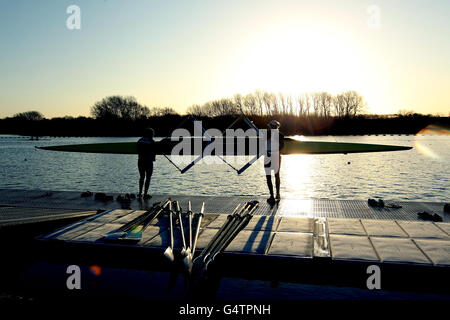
<box><xmin>281</xmin><ymin>154</ymin><xmax>314</xmax><ymax>199</ymax></box>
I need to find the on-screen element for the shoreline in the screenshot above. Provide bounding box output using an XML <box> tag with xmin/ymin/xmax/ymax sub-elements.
<box><xmin>1</xmin><ymin>114</ymin><xmax>449</xmax><ymax>137</ymax></box>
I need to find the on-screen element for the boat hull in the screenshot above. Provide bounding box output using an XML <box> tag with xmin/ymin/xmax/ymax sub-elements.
<box><xmin>37</xmin><ymin>138</ymin><xmax>412</xmax><ymax>155</ymax></box>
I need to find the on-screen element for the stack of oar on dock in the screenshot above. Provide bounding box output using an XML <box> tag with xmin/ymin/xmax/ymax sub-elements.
<box><xmin>101</xmin><ymin>198</ymin><xmax>259</xmax><ymax>276</ymax></box>
<box><xmin>103</xmin><ymin>200</ymin><xmax>171</xmax><ymax>241</ymax></box>
<box><xmin>161</xmin><ymin>199</ymin><xmax>259</xmax><ymax>275</ymax></box>
<box><xmin>163</xmin><ymin>200</ymin><xmax>205</xmax><ymax>267</ymax></box>
<box><xmin>189</xmin><ymin>200</ymin><xmax>259</xmax><ymax>275</ymax></box>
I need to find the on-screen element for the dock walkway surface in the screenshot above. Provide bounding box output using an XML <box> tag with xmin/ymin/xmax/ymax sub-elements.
<box><xmin>36</xmin><ymin>207</ymin><xmax>450</xmax><ymax>295</ymax></box>
<box><xmin>39</xmin><ymin>208</ymin><xmax>450</xmax><ymax>267</ymax></box>
<box><xmin>0</xmin><ymin>188</ymin><xmax>448</xmax><ymax>225</ymax></box>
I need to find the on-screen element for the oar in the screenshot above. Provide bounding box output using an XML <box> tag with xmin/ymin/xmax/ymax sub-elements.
<box><xmin>188</xmin><ymin>201</ymin><xmax>193</xmax><ymax>253</ymax></box>
<box><xmin>184</xmin><ymin>202</ymin><xmax>204</xmax><ymax>274</ymax></box>
<box><xmin>163</xmin><ymin>200</ymin><xmax>175</xmax><ymax>262</ymax></box>
<box><xmin>103</xmin><ymin>202</ymin><xmax>160</xmax><ymax>241</ymax></box>
<box><xmin>191</xmin><ymin>203</ymin><xmax>243</xmax><ymax>272</ymax></box>
<box><xmin>194</xmin><ymin>203</ymin><xmax>242</xmax><ymax>265</ymax></box>
<box><xmin>176</xmin><ymin>201</ymin><xmax>189</xmax><ymax>257</ymax></box>
<box><xmin>122</xmin><ymin>200</ymin><xmax>170</xmax><ymax>241</ymax></box>
<box><xmin>204</xmin><ymin>201</ymin><xmax>259</xmax><ymax>270</ymax></box>
<box><xmin>201</xmin><ymin>203</ymin><xmax>251</xmax><ymax>263</ymax></box>
<box><xmin>211</xmin><ymin>201</ymin><xmax>259</xmax><ymax>255</ymax></box>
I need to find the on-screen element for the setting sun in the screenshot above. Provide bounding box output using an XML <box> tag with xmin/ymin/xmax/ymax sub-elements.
<box><xmin>228</xmin><ymin>26</ymin><xmax>366</xmax><ymax>96</ymax></box>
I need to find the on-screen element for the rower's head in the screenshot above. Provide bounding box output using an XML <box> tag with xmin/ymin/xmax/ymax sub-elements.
<box><xmin>144</xmin><ymin>127</ymin><xmax>155</xmax><ymax>139</ymax></box>
<box><xmin>267</xmin><ymin>120</ymin><xmax>280</xmax><ymax>130</ymax></box>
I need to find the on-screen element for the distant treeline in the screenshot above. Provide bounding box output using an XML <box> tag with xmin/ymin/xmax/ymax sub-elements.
<box><xmin>1</xmin><ymin>114</ymin><xmax>449</xmax><ymax>137</ymax></box>
<box><xmin>1</xmin><ymin>94</ymin><xmax>449</xmax><ymax>136</ymax></box>
<box><xmin>187</xmin><ymin>90</ymin><xmax>366</xmax><ymax>118</ymax></box>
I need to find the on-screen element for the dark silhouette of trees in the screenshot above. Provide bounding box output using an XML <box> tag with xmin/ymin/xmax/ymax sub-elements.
<box><xmin>149</xmin><ymin>107</ymin><xmax>178</xmax><ymax>116</ymax></box>
<box><xmin>2</xmin><ymin>93</ymin><xmax>448</xmax><ymax>137</ymax></box>
<box><xmin>243</xmin><ymin>93</ymin><xmax>258</xmax><ymax>115</ymax></box>
<box><xmin>186</xmin><ymin>90</ymin><xmax>367</xmax><ymax>118</ymax></box>
<box><xmin>340</xmin><ymin>90</ymin><xmax>366</xmax><ymax>117</ymax></box>
<box><xmin>91</xmin><ymin>95</ymin><xmax>151</xmax><ymax>120</ymax></box>
<box><xmin>91</xmin><ymin>95</ymin><xmax>179</xmax><ymax>120</ymax></box>
<box><xmin>186</xmin><ymin>104</ymin><xmax>205</xmax><ymax>117</ymax></box>
<box><xmin>12</xmin><ymin>111</ymin><xmax>44</xmax><ymax>121</ymax></box>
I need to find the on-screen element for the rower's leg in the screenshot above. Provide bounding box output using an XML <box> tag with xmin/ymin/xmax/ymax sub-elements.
<box><xmin>144</xmin><ymin>164</ymin><xmax>153</xmax><ymax>197</ymax></box>
<box><xmin>275</xmin><ymin>172</ymin><xmax>281</xmax><ymax>200</ymax></box>
<box><xmin>266</xmin><ymin>174</ymin><xmax>274</xmax><ymax>199</ymax></box>
<box><xmin>275</xmin><ymin>155</ymin><xmax>281</xmax><ymax>200</ymax></box>
<box><xmin>144</xmin><ymin>173</ymin><xmax>151</xmax><ymax>196</ymax></box>
<box><xmin>138</xmin><ymin>162</ymin><xmax>145</xmax><ymax>197</ymax></box>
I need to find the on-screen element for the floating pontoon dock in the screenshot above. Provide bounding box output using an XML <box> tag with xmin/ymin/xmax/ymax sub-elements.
<box><xmin>0</xmin><ymin>189</ymin><xmax>448</xmax><ymax>296</ymax></box>
<box><xmin>0</xmin><ymin>188</ymin><xmax>447</xmax><ymax>222</ymax></box>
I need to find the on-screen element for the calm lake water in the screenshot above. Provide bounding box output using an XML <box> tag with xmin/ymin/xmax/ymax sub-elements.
<box><xmin>0</xmin><ymin>134</ymin><xmax>448</xmax><ymax>202</ymax></box>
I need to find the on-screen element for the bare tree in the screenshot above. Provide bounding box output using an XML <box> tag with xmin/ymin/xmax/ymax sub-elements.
<box><xmin>254</xmin><ymin>90</ymin><xmax>265</xmax><ymax>116</ymax></box>
<box><xmin>233</xmin><ymin>94</ymin><xmax>243</xmax><ymax>113</ymax></box>
<box><xmin>319</xmin><ymin>92</ymin><xmax>333</xmax><ymax>117</ymax></box>
<box><xmin>312</xmin><ymin>92</ymin><xmax>321</xmax><ymax>116</ymax></box>
<box><xmin>243</xmin><ymin>93</ymin><xmax>258</xmax><ymax>115</ymax></box>
<box><xmin>286</xmin><ymin>94</ymin><xmax>295</xmax><ymax>115</ymax></box>
<box><xmin>334</xmin><ymin>94</ymin><xmax>345</xmax><ymax>117</ymax></box>
<box><xmin>340</xmin><ymin>91</ymin><xmax>365</xmax><ymax>117</ymax></box>
<box><xmin>278</xmin><ymin>92</ymin><xmax>288</xmax><ymax>115</ymax></box>
<box><xmin>219</xmin><ymin>98</ymin><xmax>238</xmax><ymax>115</ymax></box>
<box><xmin>150</xmin><ymin>107</ymin><xmax>178</xmax><ymax>116</ymax></box>
<box><xmin>184</xmin><ymin>89</ymin><xmax>366</xmax><ymax>118</ymax></box>
<box><xmin>297</xmin><ymin>94</ymin><xmax>309</xmax><ymax>116</ymax></box>
<box><xmin>13</xmin><ymin>111</ymin><xmax>44</xmax><ymax>121</ymax></box>
<box><xmin>397</xmin><ymin>109</ymin><xmax>415</xmax><ymax>117</ymax></box>
<box><xmin>187</xmin><ymin>104</ymin><xmax>205</xmax><ymax>116</ymax></box>
<box><xmin>304</xmin><ymin>93</ymin><xmax>311</xmax><ymax>116</ymax></box>
<box><xmin>91</xmin><ymin>96</ymin><xmax>150</xmax><ymax>120</ymax></box>
<box><xmin>263</xmin><ymin>91</ymin><xmax>279</xmax><ymax>115</ymax></box>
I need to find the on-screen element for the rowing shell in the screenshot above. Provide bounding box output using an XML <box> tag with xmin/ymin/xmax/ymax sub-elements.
<box><xmin>36</xmin><ymin>138</ymin><xmax>412</xmax><ymax>155</ymax></box>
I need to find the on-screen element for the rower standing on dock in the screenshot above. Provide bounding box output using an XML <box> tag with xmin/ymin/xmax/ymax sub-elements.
<box><xmin>137</xmin><ymin>127</ymin><xmax>156</xmax><ymax>199</ymax></box>
<box><xmin>265</xmin><ymin>120</ymin><xmax>284</xmax><ymax>204</ymax></box>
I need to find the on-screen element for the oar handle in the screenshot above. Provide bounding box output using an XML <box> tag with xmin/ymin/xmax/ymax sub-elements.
<box><xmin>200</xmin><ymin>202</ymin><xmax>205</xmax><ymax>215</ymax></box>
<box><xmin>202</xmin><ymin>204</ymin><xmax>248</xmax><ymax>260</ymax></box>
<box><xmin>191</xmin><ymin>212</ymin><xmax>203</xmax><ymax>255</ymax></box>
<box><xmin>208</xmin><ymin>202</ymin><xmax>258</xmax><ymax>260</ymax></box>
<box><xmin>191</xmin><ymin>202</ymin><xmax>205</xmax><ymax>256</ymax></box>
<box><xmin>221</xmin><ymin>207</ymin><xmax>257</xmax><ymax>251</ymax></box>
<box><xmin>188</xmin><ymin>201</ymin><xmax>193</xmax><ymax>250</ymax></box>
<box><xmin>196</xmin><ymin>203</ymin><xmax>240</xmax><ymax>260</ymax></box>
<box><xmin>168</xmin><ymin>201</ymin><xmax>174</xmax><ymax>249</ymax></box>
<box><xmin>176</xmin><ymin>201</ymin><xmax>187</xmax><ymax>249</ymax></box>
<box><xmin>120</xmin><ymin>202</ymin><xmax>160</xmax><ymax>232</ymax></box>
<box><xmin>141</xmin><ymin>199</ymin><xmax>170</xmax><ymax>230</ymax></box>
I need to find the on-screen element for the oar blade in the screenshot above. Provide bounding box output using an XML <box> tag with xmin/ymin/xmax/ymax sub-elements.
<box><xmin>121</xmin><ymin>226</ymin><xmax>144</xmax><ymax>241</ymax></box>
<box><xmin>164</xmin><ymin>247</ymin><xmax>174</xmax><ymax>262</ymax></box>
<box><xmin>183</xmin><ymin>254</ymin><xmax>193</xmax><ymax>274</ymax></box>
<box><xmin>102</xmin><ymin>231</ymin><xmax>126</xmax><ymax>241</ymax></box>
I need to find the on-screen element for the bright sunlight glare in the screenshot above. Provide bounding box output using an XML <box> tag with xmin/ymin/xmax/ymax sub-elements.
<box><xmin>227</xmin><ymin>27</ymin><xmax>366</xmax><ymax>95</ymax></box>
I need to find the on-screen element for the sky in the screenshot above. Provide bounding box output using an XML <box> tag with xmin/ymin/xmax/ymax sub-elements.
<box><xmin>0</xmin><ymin>0</ymin><xmax>449</xmax><ymax>118</ymax></box>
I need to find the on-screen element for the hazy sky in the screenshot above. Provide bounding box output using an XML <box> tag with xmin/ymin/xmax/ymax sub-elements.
<box><xmin>0</xmin><ymin>0</ymin><xmax>449</xmax><ymax>118</ymax></box>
